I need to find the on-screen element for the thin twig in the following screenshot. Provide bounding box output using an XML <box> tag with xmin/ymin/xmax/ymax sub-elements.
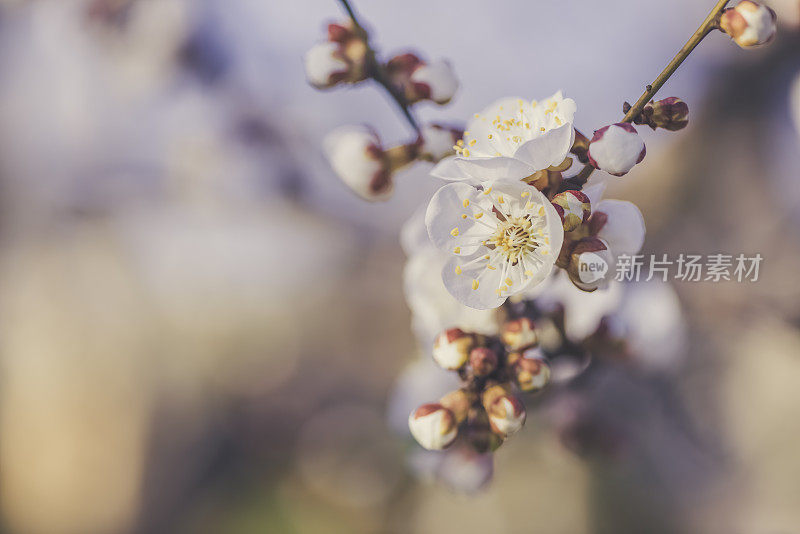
<box><xmin>336</xmin><ymin>0</ymin><xmax>422</xmax><ymax>134</ymax></box>
<box><xmin>565</xmin><ymin>0</ymin><xmax>730</xmax><ymax>190</ymax></box>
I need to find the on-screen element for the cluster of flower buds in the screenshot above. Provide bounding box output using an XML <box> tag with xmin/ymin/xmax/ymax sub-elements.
<box><xmin>719</xmin><ymin>1</ymin><xmax>777</xmax><ymax>49</ymax></box>
<box><xmin>323</xmin><ymin>125</ymin><xmax>418</xmax><ymax>201</ymax></box>
<box><xmin>304</xmin><ymin>22</ymin><xmax>369</xmax><ymax>89</ymax></box>
<box><xmin>408</xmin><ymin>322</ymin><xmax>551</xmax><ymax>453</ymax></box>
<box><xmin>385</xmin><ymin>53</ymin><xmax>459</xmax><ymax>105</ymax></box>
<box><xmin>307</xmin><ymin>18</ymin><xmax>462</xmax><ymax>201</ymax></box>
<box><xmin>626</xmin><ymin>97</ymin><xmax>690</xmax><ymax>132</ymax></box>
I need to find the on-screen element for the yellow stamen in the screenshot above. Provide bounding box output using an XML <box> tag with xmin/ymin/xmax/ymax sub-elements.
<box><xmin>471</xmin><ymin>279</ymin><xmax>479</xmax><ymax>290</ymax></box>
<box><xmin>451</xmin><ymin>227</ymin><xmax>459</xmax><ymax>237</ymax></box>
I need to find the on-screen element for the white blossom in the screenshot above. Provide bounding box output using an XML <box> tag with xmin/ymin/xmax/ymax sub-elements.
<box><xmin>425</xmin><ymin>180</ymin><xmax>564</xmax><ymax>309</ymax></box>
<box><xmin>588</xmin><ymin>123</ymin><xmax>646</xmax><ymax>176</ymax></box>
<box><xmin>430</xmin><ymin>92</ymin><xmax>577</xmax><ymax>184</ymax></box>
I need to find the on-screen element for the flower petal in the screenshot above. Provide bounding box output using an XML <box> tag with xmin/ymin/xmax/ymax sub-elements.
<box><xmin>595</xmin><ymin>199</ymin><xmax>646</xmax><ymax>255</ymax></box>
<box><xmin>442</xmin><ymin>254</ymin><xmax>506</xmax><ymax>310</ymax></box>
<box><xmin>430</xmin><ymin>156</ymin><xmax>476</xmax><ymax>182</ymax></box>
<box><xmin>454</xmin><ymin>157</ymin><xmax>535</xmax><ymax>182</ymax></box>
<box><xmin>512</xmin><ymin>123</ymin><xmax>575</xmax><ymax>171</ymax></box>
<box><xmin>426</xmin><ymin>183</ymin><xmax>495</xmax><ymax>256</ymax></box>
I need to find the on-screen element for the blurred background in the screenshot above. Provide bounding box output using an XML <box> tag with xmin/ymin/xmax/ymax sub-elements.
<box><xmin>0</xmin><ymin>0</ymin><xmax>798</xmax><ymax>533</ymax></box>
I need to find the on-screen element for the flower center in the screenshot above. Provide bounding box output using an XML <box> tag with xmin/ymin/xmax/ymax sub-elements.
<box><xmin>489</xmin><ymin>216</ymin><xmax>540</xmax><ymax>264</ymax></box>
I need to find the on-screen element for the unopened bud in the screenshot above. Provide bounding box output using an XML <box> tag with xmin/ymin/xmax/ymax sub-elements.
<box><xmin>386</xmin><ymin>53</ymin><xmax>459</xmax><ymax>105</ymax></box>
<box><xmin>588</xmin><ymin>123</ymin><xmax>646</xmax><ymax>177</ymax></box>
<box><xmin>432</xmin><ymin>328</ymin><xmax>474</xmax><ymax>370</ymax></box>
<box><xmin>419</xmin><ymin>123</ymin><xmax>463</xmax><ymax>162</ymax></box>
<box><xmin>552</xmin><ymin>190</ymin><xmax>591</xmax><ymax>232</ymax></box>
<box><xmin>323</xmin><ymin>125</ymin><xmax>393</xmax><ymax>201</ymax></box>
<box><xmin>720</xmin><ymin>1</ymin><xmax>777</xmax><ymax>48</ymax></box>
<box><xmin>500</xmin><ymin>317</ymin><xmax>538</xmax><ymax>351</ymax></box>
<box><xmin>567</xmin><ymin>237</ymin><xmax>613</xmax><ymax>292</ymax></box>
<box><xmin>408</xmin><ymin>403</ymin><xmax>458</xmax><ymax>450</ymax></box>
<box><xmin>482</xmin><ymin>384</ymin><xmax>526</xmax><ymax>437</ymax></box>
<box><xmin>304</xmin><ymin>22</ymin><xmax>368</xmax><ymax>89</ymax></box>
<box><xmin>469</xmin><ymin>347</ymin><xmax>498</xmax><ymax>377</ymax></box>
<box><xmin>514</xmin><ymin>352</ymin><xmax>551</xmax><ymax>393</ymax></box>
<box><xmin>640</xmin><ymin>97</ymin><xmax>689</xmax><ymax>131</ymax></box>
<box><xmin>440</xmin><ymin>389</ymin><xmax>475</xmax><ymax>424</ymax></box>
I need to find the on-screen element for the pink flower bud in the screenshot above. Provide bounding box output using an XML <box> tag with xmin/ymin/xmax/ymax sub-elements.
<box><xmin>419</xmin><ymin>123</ymin><xmax>463</xmax><ymax>162</ymax></box>
<box><xmin>386</xmin><ymin>53</ymin><xmax>459</xmax><ymax>105</ymax></box>
<box><xmin>567</xmin><ymin>237</ymin><xmax>614</xmax><ymax>292</ymax></box>
<box><xmin>720</xmin><ymin>1</ymin><xmax>777</xmax><ymax>48</ymax></box>
<box><xmin>408</xmin><ymin>403</ymin><xmax>458</xmax><ymax>450</ymax></box>
<box><xmin>513</xmin><ymin>352</ymin><xmax>551</xmax><ymax>392</ymax></box>
<box><xmin>587</xmin><ymin>123</ymin><xmax>646</xmax><ymax>177</ymax></box>
<box><xmin>500</xmin><ymin>317</ymin><xmax>538</xmax><ymax>351</ymax></box>
<box><xmin>304</xmin><ymin>22</ymin><xmax>368</xmax><ymax>89</ymax></box>
<box><xmin>482</xmin><ymin>385</ymin><xmax>526</xmax><ymax>437</ymax></box>
<box><xmin>323</xmin><ymin>125</ymin><xmax>392</xmax><ymax>201</ymax></box>
<box><xmin>432</xmin><ymin>328</ymin><xmax>474</xmax><ymax>370</ymax></box>
<box><xmin>469</xmin><ymin>347</ymin><xmax>498</xmax><ymax>377</ymax></box>
<box><xmin>551</xmin><ymin>190</ymin><xmax>591</xmax><ymax>232</ymax></box>
<box><xmin>642</xmin><ymin>97</ymin><xmax>689</xmax><ymax>131</ymax></box>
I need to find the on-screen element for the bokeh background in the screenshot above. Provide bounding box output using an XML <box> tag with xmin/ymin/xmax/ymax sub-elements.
<box><xmin>0</xmin><ymin>0</ymin><xmax>798</xmax><ymax>533</ymax></box>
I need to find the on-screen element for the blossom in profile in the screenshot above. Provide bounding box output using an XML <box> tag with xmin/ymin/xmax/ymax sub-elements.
<box><xmin>304</xmin><ymin>22</ymin><xmax>368</xmax><ymax>89</ymax></box>
<box><xmin>720</xmin><ymin>1</ymin><xmax>777</xmax><ymax>48</ymax></box>
<box><xmin>324</xmin><ymin>125</ymin><xmax>416</xmax><ymax>201</ymax></box>
<box><xmin>418</xmin><ymin>123</ymin><xmax>463</xmax><ymax>162</ymax></box>
<box><xmin>554</xmin><ymin>181</ymin><xmax>645</xmax><ymax>291</ymax></box>
<box><xmin>425</xmin><ymin>180</ymin><xmax>564</xmax><ymax>309</ymax></box>
<box><xmin>430</xmin><ymin>93</ymin><xmax>577</xmax><ymax>184</ymax></box>
<box><xmin>587</xmin><ymin>123</ymin><xmax>646</xmax><ymax>176</ymax></box>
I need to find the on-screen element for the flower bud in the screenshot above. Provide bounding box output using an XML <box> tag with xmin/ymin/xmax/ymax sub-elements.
<box><xmin>513</xmin><ymin>352</ymin><xmax>551</xmax><ymax>393</ymax></box>
<box><xmin>551</xmin><ymin>190</ymin><xmax>591</xmax><ymax>232</ymax></box>
<box><xmin>304</xmin><ymin>22</ymin><xmax>368</xmax><ymax>89</ymax></box>
<box><xmin>408</xmin><ymin>403</ymin><xmax>459</xmax><ymax>450</ymax></box>
<box><xmin>386</xmin><ymin>53</ymin><xmax>459</xmax><ymax>105</ymax></box>
<box><xmin>567</xmin><ymin>237</ymin><xmax>613</xmax><ymax>292</ymax></box>
<box><xmin>500</xmin><ymin>317</ymin><xmax>538</xmax><ymax>351</ymax></box>
<box><xmin>587</xmin><ymin>123</ymin><xmax>646</xmax><ymax>177</ymax></box>
<box><xmin>720</xmin><ymin>1</ymin><xmax>777</xmax><ymax>48</ymax></box>
<box><xmin>641</xmin><ymin>97</ymin><xmax>689</xmax><ymax>131</ymax></box>
<box><xmin>469</xmin><ymin>347</ymin><xmax>498</xmax><ymax>377</ymax></box>
<box><xmin>440</xmin><ymin>389</ymin><xmax>475</xmax><ymax>424</ymax></box>
<box><xmin>482</xmin><ymin>385</ymin><xmax>526</xmax><ymax>437</ymax></box>
<box><xmin>324</xmin><ymin>125</ymin><xmax>392</xmax><ymax>201</ymax></box>
<box><xmin>418</xmin><ymin>123</ymin><xmax>463</xmax><ymax>162</ymax></box>
<box><xmin>432</xmin><ymin>328</ymin><xmax>474</xmax><ymax>370</ymax></box>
